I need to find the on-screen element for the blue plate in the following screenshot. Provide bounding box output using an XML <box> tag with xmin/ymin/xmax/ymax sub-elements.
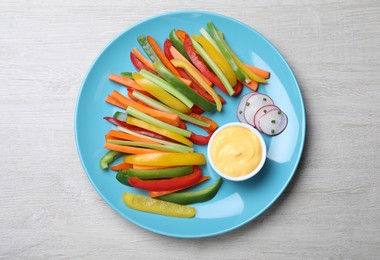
<box><xmin>75</xmin><ymin>11</ymin><xmax>305</xmax><ymax>238</ymax></box>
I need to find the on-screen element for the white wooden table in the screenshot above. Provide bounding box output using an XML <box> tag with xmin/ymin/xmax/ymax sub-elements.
<box><xmin>1</xmin><ymin>1</ymin><xmax>379</xmax><ymax>259</ymax></box>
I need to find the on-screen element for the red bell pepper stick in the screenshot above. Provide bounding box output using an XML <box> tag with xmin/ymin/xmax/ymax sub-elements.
<box><xmin>233</xmin><ymin>81</ymin><xmax>243</xmax><ymax>96</ymax></box>
<box><xmin>163</xmin><ymin>38</ymin><xmax>174</xmax><ymax>60</ymax></box>
<box><xmin>128</xmin><ymin>166</ymin><xmax>202</xmax><ymax>191</ymax></box>
<box><xmin>189</xmin><ymin>131</ymin><xmax>213</xmax><ymax>145</ymax></box>
<box><xmin>103</xmin><ymin>117</ymin><xmax>177</xmax><ymax>143</ymax></box>
<box><xmin>189</xmin><ymin>113</ymin><xmax>218</xmax><ymax>132</ymax></box>
<box><xmin>183</xmin><ymin>35</ymin><xmax>229</xmax><ymax>95</ymax></box>
<box><xmin>191</xmin><ymin>104</ymin><xmax>204</xmax><ymax>115</ymax></box>
<box><xmin>130</xmin><ymin>52</ymin><xmax>157</xmax><ymax>74</ymax></box>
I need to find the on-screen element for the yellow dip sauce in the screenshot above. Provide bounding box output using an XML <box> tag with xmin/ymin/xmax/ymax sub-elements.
<box><xmin>210</xmin><ymin>126</ymin><xmax>262</xmax><ymax>177</ymax></box>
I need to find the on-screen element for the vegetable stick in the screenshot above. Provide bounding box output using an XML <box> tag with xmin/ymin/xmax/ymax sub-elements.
<box><xmin>146</xmin><ymin>36</ymin><xmax>181</xmax><ymax>77</ymax></box>
<box><xmin>176</xmin><ymin>30</ymin><xmax>187</xmax><ymax>42</ymax></box>
<box><xmin>189</xmin><ymin>113</ymin><xmax>218</xmax><ymax>132</ymax></box>
<box><xmin>105</xmin><ymin>134</ymin><xmax>122</xmax><ymax>141</ymax></box>
<box><xmin>130</xmin><ymin>52</ymin><xmax>157</xmax><ymax>74</ymax></box>
<box><xmin>127</xmin><ymin>89</ymin><xmax>139</xmax><ymax>102</ymax></box>
<box><xmin>109</xmin><ymin>74</ymin><xmax>145</xmax><ymax>91</ymax></box>
<box><xmin>132</xmin><ymin>47</ymin><xmax>155</xmax><ymax>71</ymax></box>
<box><xmin>178</xmin><ymin>120</ymin><xmax>187</xmax><ymax>130</ymax></box>
<box><xmin>110</xmin><ymin>163</ymin><xmax>133</xmax><ymax>171</ymax></box>
<box><xmin>132</xmin><ymin>165</ymin><xmax>173</xmax><ymax>170</ymax></box>
<box><xmin>149</xmin><ymin>176</ymin><xmax>210</xmax><ymax>197</ymax></box>
<box><xmin>111</xmin><ymin>90</ymin><xmax>180</xmax><ymax>126</ymax></box>
<box><xmin>244</xmin><ymin>80</ymin><xmax>259</xmax><ymax>91</ymax></box>
<box><xmin>104</xmin><ymin>143</ymin><xmax>162</xmax><ymax>155</ymax></box>
<box><xmin>108</xmin><ymin>130</ymin><xmax>159</xmax><ymax>144</ymax></box>
<box><xmin>105</xmin><ymin>95</ymin><xmax>127</xmax><ymax>109</ymax></box>
<box><xmin>244</xmin><ymin>63</ymin><xmax>270</xmax><ymax>79</ymax></box>
<box><xmin>169</xmin><ymin>46</ymin><xmax>212</xmax><ymax>86</ymax></box>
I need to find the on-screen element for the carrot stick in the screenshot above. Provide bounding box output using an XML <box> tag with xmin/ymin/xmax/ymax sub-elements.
<box><xmin>244</xmin><ymin>64</ymin><xmax>270</xmax><ymax>79</ymax></box>
<box><xmin>109</xmin><ymin>74</ymin><xmax>145</xmax><ymax>91</ymax></box>
<box><xmin>111</xmin><ymin>90</ymin><xmax>180</xmax><ymax>126</ymax></box>
<box><xmin>108</xmin><ymin>130</ymin><xmax>159</xmax><ymax>144</ymax></box>
<box><xmin>110</xmin><ymin>163</ymin><xmax>133</xmax><ymax>171</ymax></box>
<box><xmin>149</xmin><ymin>176</ymin><xmax>210</xmax><ymax>197</ymax></box>
<box><xmin>244</xmin><ymin>80</ymin><xmax>259</xmax><ymax>91</ymax></box>
<box><xmin>104</xmin><ymin>143</ymin><xmax>162</xmax><ymax>154</ymax></box>
<box><xmin>132</xmin><ymin>47</ymin><xmax>155</xmax><ymax>71</ymax></box>
<box><xmin>132</xmin><ymin>165</ymin><xmax>171</xmax><ymax>170</ymax></box>
<box><xmin>146</xmin><ymin>36</ymin><xmax>181</xmax><ymax>77</ymax></box>
<box><xmin>169</xmin><ymin>46</ymin><xmax>213</xmax><ymax>86</ymax></box>
<box><xmin>105</xmin><ymin>134</ymin><xmax>122</xmax><ymax>141</ymax></box>
<box><xmin>105</xmin><ymin>95</ymin><xmax>127</xmax><ymax>109</ymax></box>
<box><xmin>176</xmin><ymin>30</ymin><xmax>187</xmax><ymax>42</ymax></box>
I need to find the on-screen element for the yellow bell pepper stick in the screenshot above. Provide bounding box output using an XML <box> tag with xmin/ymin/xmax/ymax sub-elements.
<box><xmin>122</xmin><ymin>192</ymin><xmax>196</xmax><ymax>218</ymax></box>
<box><xmin>192</xmin><ymin>35</ymin><xmax>236</xmax><ymax>87</ymax></box>
<box><xmin>127</xmin><ymin>117</ymin><xmax>193</xmax><ymax>147</ymax></box>
<box><xmin>123</xmin><ymin>152</ymin><xmax>206</xmax><ymax>167</ymax></box>
<box><xmin>133</xmin><ymin>73</ymin><xmax>191</xmax><ymax>114</ymax></box>
<box><xmin>170</xmin><ymin>59</ymin><xmax>222</xmax><ymax>112</ymax></box>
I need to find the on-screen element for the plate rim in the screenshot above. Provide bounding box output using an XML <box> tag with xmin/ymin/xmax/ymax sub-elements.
<box><xmin>74</xmin><ymin>10</ymin><xmax>306</xmax><ymax>238</ymax></box>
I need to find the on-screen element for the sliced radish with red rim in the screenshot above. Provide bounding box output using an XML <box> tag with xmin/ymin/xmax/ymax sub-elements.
<box><xmin>258</xmin><ymin>109</ymin><xmax>288</xmax><ymax>136</ymax></box>
<box><xmin>253</xmin><ymin>104</ymin><xmax>279</xmax><ymax>129</ymax></box>
<box><xmin>244</xmin><ymin>93</ymin><xmax>274</xmax><ymax>126</ymax></box>
<box><xmin>236</xmin><ymin>93</ymin><xmax>256</xmax><ymax>123</ymax></box>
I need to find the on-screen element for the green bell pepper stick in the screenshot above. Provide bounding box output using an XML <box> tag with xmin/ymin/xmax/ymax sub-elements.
<box><xmin>153</xmin><ymin>61</ymin><xmax>217</xmax><ymax>112</ymax></box>
<box><xmin>100</xmin><ymin>150</ymin><xmax>123</xmax><ymax>170</ymax></box>
<box><xmin>107</xmin><ymin>139</ymin><xmax>193</xmax><ymax>153</ymax></box>
<box><xmin>133</xmin><ymin>90</ymin><xmax>210</xmax><ymax>128</ymax></box>
<box><xmin>116</xmin><ymin>171</ymin><xmax>132</xmax><ymax>186</ymax></box>
<box><xmin>206</xmin><ymin>22</ymin><xmax>249</xmax><ymax>83</ymax></box>
<box><xmin>139</xmin><ymin>69</ymin><xmax>194</xmax><ymax>108</ymax></box>
<box><xmin>120</xmin><ymin>72</ymin><xmax>134</xmax><ymax>79</ymax></box>
<box><xmin>190</xmin><ymin>36</ymin><xmax>235</xmax><ymax>96</ymax></box>
<box><xmin>126</xmin><ymin>106</ymin><xmax>192</xmax><ymax>138</ymax></box>
<box><xmin>157</xmin><ymin>177</ymin><xmax>223</xmax><ymax>205</ymax></box>
<box><xmin>119</xmin><ymin>165</ymin><xmax>193</xmax><ymax>180</ymax></box>
<box><xmin>137</xmin><ymin>35</ymin><xmax>159</xmax><ymax>62</ymax></box>
<box><xmin>169</xmin><ymin>29</ymin><xmax>190</xmax><ymax>60</ymax></box>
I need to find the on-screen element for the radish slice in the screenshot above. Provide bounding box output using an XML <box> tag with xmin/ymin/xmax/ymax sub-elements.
<box><xmin>236</xmin><ymin>93</ymin><xmax>256</xmax><ymax>123</ymax></box>
<box><xmin>254</xmin><ymin>105</ymin><xmax>279</xmax><ymax>129</ymax></box>
<box><xmin>258</xmin><ymin>109</ymin><xmax>288</xmax><ymax>136</ymax></box>
<box><xmin>244</xmin><ymin>93</ymin><xmax>274</xmax><ymax>126</ymax></box>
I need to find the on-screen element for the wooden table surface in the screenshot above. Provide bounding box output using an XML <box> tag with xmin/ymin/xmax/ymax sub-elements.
<box><xmin>1</xmin><ymin>1</ymin><xmax>379</xmax><ymax>259</ymax></box>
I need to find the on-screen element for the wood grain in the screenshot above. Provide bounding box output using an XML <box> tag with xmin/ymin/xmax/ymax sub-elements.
<box><xmin>1</xmin><ymin>0</ymin><xmax>379</xmax><ymax>259</ymax></box>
